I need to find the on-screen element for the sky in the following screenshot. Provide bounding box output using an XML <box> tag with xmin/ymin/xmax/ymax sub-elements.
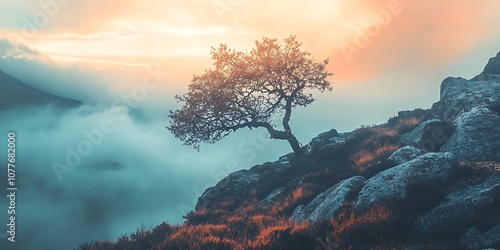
<box><xmin>0</xmin><ymin>0</ymin><xmax>499</xmax><ymax>249</ymax></box>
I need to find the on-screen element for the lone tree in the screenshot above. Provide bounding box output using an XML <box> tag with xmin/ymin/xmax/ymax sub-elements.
<box><xmin>168</xmin><ymin>36</ymin><xmax>333</xmax><ymax>157</ymax></box>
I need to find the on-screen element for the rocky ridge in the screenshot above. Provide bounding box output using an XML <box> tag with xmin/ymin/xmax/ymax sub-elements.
<box><xmin>196</xmin><ymin>52</ymin><xmax>500</xmax><ymax>249</ymax></box>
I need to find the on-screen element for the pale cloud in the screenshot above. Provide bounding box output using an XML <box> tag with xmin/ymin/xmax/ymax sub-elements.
<box><xmin>1</xmin><ymin>0</ymin><xmax>497</xmax><ymax>82</ymax></box>
<box><xmin>324</xmin><ymin>0</ymin><xmax>500</xmax><ymax>81</ymax></box>
<box><xmin>1</xmin><ymin>42</ymin><xmax>51</xmax><ymax>61</ymax></box>
<box><xmin>0</xmin><ymin>0</ymin><xmax>499</xmax><ymax>89</ymax></box>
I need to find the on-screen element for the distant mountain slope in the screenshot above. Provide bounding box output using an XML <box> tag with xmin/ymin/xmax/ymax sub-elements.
<box><xmin>0</xmin><ymin>69</ymin><xmax>81</xmax><ymax>111</ymax></box>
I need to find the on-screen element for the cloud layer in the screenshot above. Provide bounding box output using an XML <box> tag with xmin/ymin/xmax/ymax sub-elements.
<box><xmin>2</xmin><ymin>0</ymin><xmax>499</xmax><ymax>82</ymax></box>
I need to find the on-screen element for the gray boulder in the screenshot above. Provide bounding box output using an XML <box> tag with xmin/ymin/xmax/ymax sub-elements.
<box><xmin>291</xmin><ymin>176</ymin><xmax>365</xmax><ymax>222</ymax></box>
<box><xmin>415</xmin><ymin>172</ymin><xmax>500</xmax><ymax>236</ymax></box>
<box><xmin>399</xmin><ymin>119</ymin><xmax>454</xmax><ymax>152</ymax></box>
<box><xmin>196</xmin><ymin>170</ymin><xmax>259</xmax><ymax>210</ymax></box>
<box><xmin>400</xmin><ymin>119</ymin><xmax>441</xmax><ymax>145</ymax></box>
<box><xmin>441</xmin><ymin>106</ymin><xmax>500</xmax><ymax>161</ymax></box>
<box><xmin>306</xmin><ymin>129</ymin><xmax>341</xmax><ymax>153</ymax></box>
<box><xmin>462</xmin><ymin>224</ymin><xmax>500</xmax><ymax>250</ymax></box>
<box><xmin>354</xmin><ymin>153</ymin><xmax>458</xmax><ymax>212</ymax></box>
<box><xmin>388</xmin><ymin>146</ymin><xmax>425</xmax><ymax>165</ymax></box>
<box><xmin>477</xmin><ymin>51</ymin><xmax>500</xmax><ymax>76</ymax></box>
<box><xmin>460</xmin><ymin>227</ymin><xmax>482</xmax><ymax>248</ymax></box>
<box><xmin>440</xmin><ymin>76</ymin><xmax>500</xmax><ymax>123</ymax></box>
<box><xmin>257</xmin><ymin>187</ymin><xmax>285</xmax><ymax>206</ymax></box>
<box><xmin>196</xmin><ymin>162</ymin><xmax>291</xmax><ymax>210</ymax></box>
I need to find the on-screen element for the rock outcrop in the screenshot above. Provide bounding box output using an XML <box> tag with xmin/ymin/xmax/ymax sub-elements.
<box><xmin>399</xmin><ymin>119</ymin><xmax>454</xmax><ymax>152</ymax></box>
<box><xmin>290</xmin><ymin>176</ymin><xmax>365</xmax><ymax>222</ymax></box>
<box><xmin>196</xmin><ymin>162</ymin><xmax>292</xmax><ymax>210</ymax></box>
<box><xmin>387</xmin><ymin>145</ymin><xmax>425</xmax><ymax>165</ymax></box>
<box><xmin>354</xmin><ymin>153</ymin><xmax>457</xmax><ymax>212</ymax></box>
<box><xmin>440</xmin><ymin>106</ymin><xmax>500</xmax><ymax>161</ymax></box>
<box><xmin>257</xmin><ymin>187</ymin><xmax>285</xmax><ymax>206</ymax></box>
<box><xmin>435</xmin><ymin>53</ymin><xmax>500</xmax><ymax>162</ymax></box>
<box><xmin>415</xmin><ymin>172</ymin><xmax>500</xmax><ymax>236</ymax></box>
<box><xmin>461</xmin><ymin>225</ymin><xmax>500</xmax><ymax>250</ymax></box>
<box><xmin>483</xmin><ymin>51</ymin><xmax>500</xmax><ymax>74</ymax></box>
<box><xmin>440</xmin><ymin>76</ymin><xmax>500</xmax><ymax>123</ymax></box>
<box><xmin>305</xmin><ymin>128</ymin><xmax>343</xmax><ymax>153</ymax></box>
<box><xmin>190</xmin><ymin>52</ymin><xmax>500</xmax><ymax>250</ymax></box>
<box><xmin>475</xmin><ymin>51</ymin><xmax>500</xmax><ymax>77</ymax></box>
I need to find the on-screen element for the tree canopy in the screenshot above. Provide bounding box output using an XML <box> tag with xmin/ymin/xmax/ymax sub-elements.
<box><xmin>168</xmin><ymin>36</ymin><xmax>333</xmax><ymax>156</ymax></box>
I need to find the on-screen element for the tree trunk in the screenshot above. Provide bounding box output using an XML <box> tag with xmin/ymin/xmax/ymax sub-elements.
<box><xmin>263</xmin><ymin>125</ymin><xmax>303</xmax><ymax>157</ymax></box>
<box><xmin>285</xmin><ymin>133</ymin><xmax>303</xmax><ymax>157</ymax></box>
<box><xmin>282</xmin><ymin>99</ymin><xmax>292</xmax><ymax>133</ymax></box>
<box><xmin>240</xmin><ymin>120</ymin><xmax>303</xmax><ymax>157</ymax></box>
<box><xmin>281</xmin><ymin>99</ymin><xmax>302</xmax><ymax>156</ymax></box>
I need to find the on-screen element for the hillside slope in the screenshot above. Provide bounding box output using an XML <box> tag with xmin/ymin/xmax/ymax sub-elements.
<box><xmin>80</xmin><ymin>52</ymin><xmax>500</xmax><ymax>250</ymax></box>
<box><xmin>0</xmin><ymin>69</ymin><xmax>81</xmax><ymax>111</ymax></box>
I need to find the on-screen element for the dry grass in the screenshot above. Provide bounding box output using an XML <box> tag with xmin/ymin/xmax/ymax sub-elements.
<box><xmin>251</xmin><ymin>215</ymin><xmax>275</xmax><ymax>229</ymax></box>
<box><xmin>292</xmin><ymin>186</ymin><xmax>306</xmax><ymax>202</ymax></box>
<box><xmin>271</xmin><ymin>184</ymin><xmax>315</xmax><ymax>216</ymax></box>
<box><xmin>330</xmin><ymin>204</ymin><xmax>393</xmax><ymax>244</ymax></box>
<box><xmin>351</xmin><ymin>143</ymin><xmax>399</xmax><ymax>171</ymax></box>
<box><xmin>394</xmin><ymin>117</ymin><xmax>420</xmax><ymax>132</ymax></box>
<box><xmin>250</xmin><ymin>224</ymin><xmax>290</xmax><ymax>247</ymax></box>
<box><xmin>167</xmin><ymin>223</ymin><xmax>241</xmax><ymax>249</ymax></box>
<box><xmin>370</xmin><ymin>127</ymin><xmax>398</xmax><ymax>138</ymax></box>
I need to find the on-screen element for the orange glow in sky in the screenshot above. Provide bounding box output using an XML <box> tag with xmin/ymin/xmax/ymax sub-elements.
<box><xmin>1</xmin><ymin>0</ymin><xmax>499</xmax><ymax>84</ymax></box>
